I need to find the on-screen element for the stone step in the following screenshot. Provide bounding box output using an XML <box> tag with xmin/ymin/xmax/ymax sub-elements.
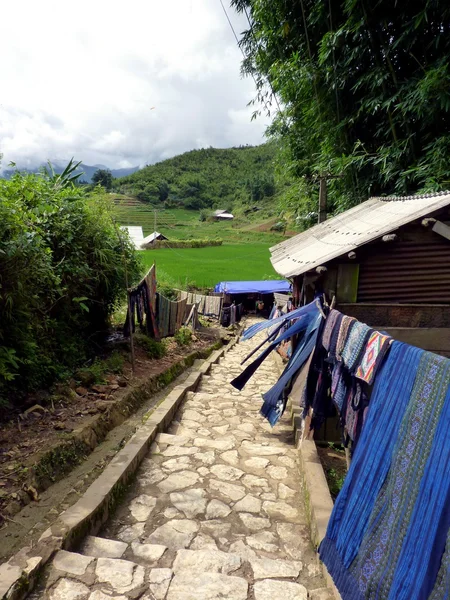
<box><xmin>80</xmin><ymin>535</ymin><xmax>127</xmax><ymax>558</ymax></box>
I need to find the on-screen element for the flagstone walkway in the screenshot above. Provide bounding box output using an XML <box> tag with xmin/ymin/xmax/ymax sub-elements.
<box><xmin>38</xmin><ymin>328</ymin><xmax>332</xmax><ymax>600</ymax></box>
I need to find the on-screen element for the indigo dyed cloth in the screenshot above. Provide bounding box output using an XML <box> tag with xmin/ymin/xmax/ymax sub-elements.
<box><xmin>241</xmin><ymin>302</ymin><xmax>314</xmax><ymax>341</ymax></box>
<box><xmin>320</xmin><ymin>343</ymin><xmax>450</xmax><ymax>600</ymax></box>
<box><xmin>231</xmin><ymin>302</ymin><xmax>320</xmax><ymax>392</ymax></box>
<box><xmin>336</xmin><ymin>316</ymin><xmax>356</xmax><ymax>361</ymax></box>
<box><xmin>260</xmin><ymin>311</ymin><xmax>322</xmax><ymax>426</ymax></box>
<box><xmin>322</xmin><ymin>309</ymin><xmax>341</xmax><ymax>352</ymax></box>
<box><xmin>341</xmin><ymin>321</ymin><xmax>372</xmax><ymax>372</ymax></box>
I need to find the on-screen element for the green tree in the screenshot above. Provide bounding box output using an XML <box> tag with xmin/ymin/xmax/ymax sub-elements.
<box><xmin>157</xmin><ymin>180</ymin><xmax>170</xmax><ymax>201</ymax></box>
<box><xmin>232</xmin><ymin>0</ymin><xmax>450</xmax><ymax>213</ymax></box>
<box><xmin>0</xmin><ymin>172</ymin><xmax>139</xmax><ymax>408</ymax></box>
<box><xmin>92</xmin><ymin>169</ymin><xmax>114</xmax><ymax>190</ymax></box>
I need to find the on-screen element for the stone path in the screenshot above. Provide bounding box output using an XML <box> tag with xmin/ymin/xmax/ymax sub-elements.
<box><xmin>37</xmin><ymin>328</ymin><xmax>332</xmax><ymax>600</ymax></box>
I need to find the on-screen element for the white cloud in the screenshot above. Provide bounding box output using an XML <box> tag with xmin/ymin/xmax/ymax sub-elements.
<box><xmin>0</xmin><ymin>0</ymin><xmax>269</xmax><ymax>170</ymax></box>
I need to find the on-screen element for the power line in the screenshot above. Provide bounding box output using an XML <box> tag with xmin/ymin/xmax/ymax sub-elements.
<box><xmin>218</xmin><ymin>0</ymin><xmax>276</xmax><ymax>119</ymax></box>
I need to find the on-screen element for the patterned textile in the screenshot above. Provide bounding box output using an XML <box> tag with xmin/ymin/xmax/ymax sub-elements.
<box><xmin>329</xmin><ymin>313</ymin><xmax>344</xmax><ymax>360</ymax></box>
<box><xmin>341</xmin><ymin>321</ymin><xmax>372</xmax><ymax>372</ymax></box>
<box><xmin>322</xmin><ymin>309</ymin><xmax>342</xmax><ymax>351</ymax></box>
<box><xmin>331</xmin><ymin>362</ymin><xmax>347</xmax><ymax>411</ymax></box>
<box><xmin>320</xmin><ymin>344</ymin><xmax>450</xmax><ymax>600</ymax></box>
<box><xmin>156</xmin><ymin>294</ymin><xmax>171</xmax><ymax>338</ymax></box>
<box><xmin>355</xmin><ymin>330</ymin><xmax>392</xmax><ymax>384</ymax></box>
<box><xmin>204</xmin><ymin>295</ymin><xmax>222</xmax><ymax>317</ymax></box>
<box><xmin>336</xmin><ymin>316</ymin><xmax>356</xmax><ymax>361</ymax></box>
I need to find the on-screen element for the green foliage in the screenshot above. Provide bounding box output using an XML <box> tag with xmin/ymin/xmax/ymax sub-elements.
<box><xmin>77</xmin><ymin>351</ymin><xmax>125</xmax><ymax>385</ymax></box>
<box><xmin>135</xmin><ymin>333</ymin><xmax>167</xmax><ymax>359</ymax></box>
<box><xmin>92</xmin><ymin>169</ymin><xmax>114</xmax><ymax>191</ymax></box>
<box><xmin>145</xmin><ymin>239</ymin><xmax>223</xmax><ymax>250</ymax></box>
<box><xmin>43</xmin><ymin>158</ymin><xmax>84</xmax><ymax>190</ymax></box>
<box><xmin>114</xmin><ymin>144</ymin><xmax>289</xmax><ymax>212</ymax></box>
<box><xmin>174</xmin><ymin>327</ymin><xmax>193</xmax><ymax>346</ymax></box>
<box><xmin>0</xmin><ymin>173</ymin><xmax>140</xmax><ymax>406</ymax></box>
<box><xmin>232</xmin><ymin>0</ymin><xmax>450</xmax><ymax>213</ymax></box>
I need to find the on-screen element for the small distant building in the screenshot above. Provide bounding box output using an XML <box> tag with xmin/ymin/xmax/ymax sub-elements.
<box><xmin>141</xmin><ymin>231</ymin><xmax>169</xmax><ymax>248</ymax></box>
<box><xmin>214</xmin><ymin>210</ymin><xmax>234</xmax><ymax>220</ymax></box>
<box><xmin>121</xmin><ymin>226</ymin><xmax>144</xmax><ymax>250</ymax></box>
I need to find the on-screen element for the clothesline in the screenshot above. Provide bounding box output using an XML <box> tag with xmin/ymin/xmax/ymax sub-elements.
<box><xmin>123</xmin><ymin>265</ymin><xmax>196</xmax><ymax>341</ymax></box>
<box><xmin>233</xmin><ymin>301</ymin><xmax>450</xmax><ymax>600</ymax></box>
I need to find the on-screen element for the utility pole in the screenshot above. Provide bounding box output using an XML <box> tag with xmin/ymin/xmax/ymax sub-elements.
<box><xmin>154</xmin><ymin>209</ymin><xmax>157</xmax><ymax>233</ymax></box>
<box><xmin>318</xmin><ymin>177</ymin><xmax>327</xmax><ymax>224</ymax></box>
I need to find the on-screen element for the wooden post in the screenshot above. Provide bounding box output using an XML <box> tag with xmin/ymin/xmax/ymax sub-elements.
<box><xmin>318</xmin><ymin>177</ymin><xmax>327</xmax><ymax>223</ymax></box>
<box><xmin>127</xmin><ymin>290</ymin><xmax>136</xmax><ymax>373</ymax></box>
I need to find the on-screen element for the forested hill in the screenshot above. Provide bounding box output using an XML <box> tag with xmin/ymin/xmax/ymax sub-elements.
<box><xmin>114</xmin><ymin>144</ymin><xmax>286</xmax><ymax>211</ymax></box>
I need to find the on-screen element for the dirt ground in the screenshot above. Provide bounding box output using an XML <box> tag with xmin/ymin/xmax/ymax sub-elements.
<box><xmin>0</xmin><ymin>329</ymin><xmax>222</xmax><ymax>532</ymax></box>
<box><xmin>316</xmin><ymin>444</ymin><xmax>348</xmax><ymax>500</ymax></box>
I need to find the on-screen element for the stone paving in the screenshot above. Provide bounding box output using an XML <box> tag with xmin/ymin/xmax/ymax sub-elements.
<box><xmin>37</xmin><ymin>329</ymin><xmax>332</xmax><ymax>600</ymax></box>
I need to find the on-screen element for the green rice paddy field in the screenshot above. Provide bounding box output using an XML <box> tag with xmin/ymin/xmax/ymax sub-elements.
<box><xmin>140</xmin><ymin>244</ymin><xmax>281</xmax><ymax>289</ymax></box>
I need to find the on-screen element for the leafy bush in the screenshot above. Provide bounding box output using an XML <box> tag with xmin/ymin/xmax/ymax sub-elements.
<box><xmin>135</xmin><ymin>333</ymin><xmax>167</xmax><ymax>359</ymax></box>
<box><xmin>174</xmin><ymin>327</ymin><xmax>193</xmax><ymax>346</ymax></box>
<box><xmin>145</xmin><ymin>239</ymin><xmax>223</xmax><ymax>250</ymax></box>
<box><xmin>0</xmin><ymin>170</ymin><xmax>140</xmax><ymax>408</ymax></box>
<box><xmin>76</xmin><ymin>351</ymin><xmax>125</xmax><ymax>385</ymax></box>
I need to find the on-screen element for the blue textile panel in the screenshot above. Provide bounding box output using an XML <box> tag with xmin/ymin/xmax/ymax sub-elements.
<box><xmin>214</xmin><ymin>280</ymin><xmax>291</xmax><ymax>294</ymax></box>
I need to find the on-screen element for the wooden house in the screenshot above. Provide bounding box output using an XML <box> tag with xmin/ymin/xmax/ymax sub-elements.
<box><xmin>270</xmin><ymin>192</ymin><xmax>450</xmax><ymax>355</ymax></box>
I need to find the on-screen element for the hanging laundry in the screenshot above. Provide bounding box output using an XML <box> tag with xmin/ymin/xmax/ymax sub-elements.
<box><xmin>168</xmin><ymin>299</ymin><xmax>178</xmax><ymax>336</ymax></box>
<box><xmin>123</xmin><ymin>278</ymin><xmax>156</xmax><ymax>338</ymax></box>
<box><xmin>260</xmin><ymin>311</ymin><xmax>322</xmax><ymax>426</ymax></box>
<box><xmin>231</xmin><ymin>301</ymin><xmax>321</xmax><ymax>392</ymax></box>
<box><xmin>341</xmin><ymin>321</ymin><xmax>373</xmax><ymax>372</ymax></box>
<box><xmin>335</xmin><ymin>315</ymin><xmax>356</xmax><ymax>361</ymax></box>
<box><xmin>156</xmin><ymin>293</ymin><xmax>171</xmax><ymax>338</ymax></box>
<box><xmin>241</xmin><ymin>303</ymin><xmax>310</xmax><ymax>341</ymax></box>
<box><xmin>320</xmin><ymin>344</ymin><xmax>450</xmax><ymax>600</ymax></box>
<box><xmin>354</xmin><ymin>330</ymin><xmax>392</xmax><ymax>384</ymax></box>
<box><xmin>176</xmin><ymin>298</ymin><xmax>187</xmax><ymax>331</ymax></box>
<box><xmin>220</xmin><ymin>306</ymin><xmax>231</xmax><ymax>327</ymax></box>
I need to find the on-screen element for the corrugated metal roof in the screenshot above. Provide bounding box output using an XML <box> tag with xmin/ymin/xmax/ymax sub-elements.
<box><xmin>142</xmin><ymin>231</ymin><xmax>167</xmax><ymax>245</ymax></box>
<box><xmin>121</xmin><ymin>226</ymin><xmax>144</xmax><ymax>249</ymax></box>
<box><xmin>270</xmin><ymin>192</ymin><xmax>450</xmax><ymax>278</ymax></box>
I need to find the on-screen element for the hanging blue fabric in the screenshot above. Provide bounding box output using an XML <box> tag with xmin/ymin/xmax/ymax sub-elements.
<box><xmin>241</xmin><ymin>301</ymin><xmax>317</xmax><ymax>341</ymax></box>
<box><xmin>231</xmin><ymin>302</ymin><xmax>320</xmax><ymax>391</ymax></box>
<box><xmin>260</xmin><ymin>312</ymin><xmax>322</xmax><ymax>426</ymax></box>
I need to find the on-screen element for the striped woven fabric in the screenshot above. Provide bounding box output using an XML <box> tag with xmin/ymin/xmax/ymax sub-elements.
<box><xmin>320</xmin><ymin>344</ymin><xmax>450</xmax><ymax>600</ymax></box>
<box><xmin>176</xmin><ymin>298</ymin><xmax>187</xmax><ymax>331</ymax></box>
<box><xmin>322</xmin><ymin>309</ymin><xmax>342</xmax><ymax>351</ymax></box>
<box><xmin>336</xmin><ymin>316</ymin><xmax>356</xmax><ymax>361</ymax></box>
<box><xmin>341</xmin><ymin>321</ymin><xmax>372</xmax><ymax>372</ymax></box>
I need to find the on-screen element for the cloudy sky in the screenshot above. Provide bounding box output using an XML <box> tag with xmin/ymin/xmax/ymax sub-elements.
<box><xmin>0</xmin><ymin>0</ymin><xmax>270</xmax><ymax>170</ymax></box>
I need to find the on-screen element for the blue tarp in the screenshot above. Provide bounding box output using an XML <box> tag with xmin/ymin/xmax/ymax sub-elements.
<box><xmin>214</xmin><ymin>280</ymin><xmax>291</xmax><ymax>295</ymax></box>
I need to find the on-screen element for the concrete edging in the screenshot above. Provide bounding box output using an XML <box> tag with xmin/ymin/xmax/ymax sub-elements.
<box><xmin>1</xmin><ymin>333</ymin><xmax>240</xmax><ymax>600</ymax></box>
<box><xmin>291</xmin><ymin>415</ymin><xmax>342</xmax><ymax>600</ymax></box>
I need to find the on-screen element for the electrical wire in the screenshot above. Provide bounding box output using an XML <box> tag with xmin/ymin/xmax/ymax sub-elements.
<box><xmin>218</xmin><ymin>0</ymin><xmax>276</xmax><ymax>118</ymax></box>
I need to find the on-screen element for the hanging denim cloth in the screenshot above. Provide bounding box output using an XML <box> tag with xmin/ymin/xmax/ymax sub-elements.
<box><xmin>231</xmin><ymin>302</ymin><xmax>321</xmax><ymax>391</ymax></box>
<box><xmin>260</xmin><ymin>311</ymin><xmax>323</xmax><ymax>426</ymax></box>
<box><xmin>241</xmin><ymin>301</ymin><xmax>317</xmax><ymax>342</ymax></box>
